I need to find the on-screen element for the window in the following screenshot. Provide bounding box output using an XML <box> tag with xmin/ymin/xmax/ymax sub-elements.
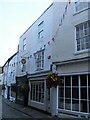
<box><xmin>76</xmin><ymin>21</ymin><xmax>90</xmax><ymax>51</ymax></box>
<box><xmin>30</xmin><ymin>81</ymin><xmax>44</xmax><ymax>103</ymax></box>
<box><xmin>38</xmin><ymin>21</ymin><xmax>44</xmax><ymax>39</ymax></box>
<box><xmin>23</xmin><ymin>38</ymin><xmax>26</xmax><ymax>51</ymax></box>
<box><xmin>58</xmin><ymin>74</ymin><xmax>90</xmax><ymax>113</ymax></box>
<box><xmin>75</xmin><ymin>1</ymin><xmax>89</xmax><ymax>12</ymax></box>
<box><xmin>35</xmin><ymin>50</ymin><xmax>44</xmax><ymax>70</ymax></box>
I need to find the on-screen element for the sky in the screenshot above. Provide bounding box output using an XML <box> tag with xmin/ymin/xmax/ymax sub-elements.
<box><xmin>0</xmin><ymin>0</ymin><xmax>52</xmax><ymax>66</ymax></box>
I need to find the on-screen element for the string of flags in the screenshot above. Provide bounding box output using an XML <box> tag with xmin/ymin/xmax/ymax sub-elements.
<box><xmin>8</xmin><ymin>0</ymin><xmax>71</xmax><ymax>66</ymax></box>
<box><xmin>46</xmin><ymin>0</ymin><xmax>71</xmax><ymax>46</ymax></box>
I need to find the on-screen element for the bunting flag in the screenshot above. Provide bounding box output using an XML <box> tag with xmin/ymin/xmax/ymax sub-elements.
<box><xmin>24</xmin><ymin>0</ymin><xmax>71</xmax><ymax>57</ymax></box>
<box><xmin>48</xmin><ymin>41</ymin><xmax>51</xmax><ymax>45</ymax></box>
<box><xmin>68</xmin><ymin>0</ymin><xmax>71</xmax><ymax>4</ymax></box>
<box><xmin>52</xmin><ymin>37</ymin><xmax>55</xmax><ymax>42</ymax></box>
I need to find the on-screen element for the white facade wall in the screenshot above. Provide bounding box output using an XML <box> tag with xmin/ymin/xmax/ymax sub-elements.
<box><xmin>18</xmin><ymin>4</ymin><xmax>53</xmax><ymax>75</ymax></box>
<box><xmin>52</xmin><ymin>2</ymin><xmax>89</xmax><ymax>63</ymax></box>
<box><xmin>3</xmin><ymin>62</ymin><xmax>8</xmax><ymax>98</ymax></box>
<box><xmin>7</xmin><ymin>54</ymin><xmax>17</xmax><ymax>85</ymax></box>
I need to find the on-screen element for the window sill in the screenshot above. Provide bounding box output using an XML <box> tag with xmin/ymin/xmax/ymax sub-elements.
<box><xmin>74</xmin><ymin>49</ymin><xmax>90</xmax><ymax>55</ymax></box>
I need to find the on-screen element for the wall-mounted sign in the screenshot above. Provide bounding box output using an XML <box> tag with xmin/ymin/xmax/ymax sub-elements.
<box><xmin>21</xmin><ymin>59</ymin><xmax>26</xmax><ymax>64</ymax></box>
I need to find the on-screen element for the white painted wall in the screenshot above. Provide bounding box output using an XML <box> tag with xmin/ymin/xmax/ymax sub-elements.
<box><xmin>52</xmin><ymin>2</ymin><xmax>89</xmax><ymax>63</ymax></box>
<box><xmin>7</xmin><ymin>54</ymin><xmax>18</xmax><ymax>85</ymax></box>
<box><xmin>18</xmin><ymin>4</ymin><xmax>53</xmax><ymax>75</ymax></box>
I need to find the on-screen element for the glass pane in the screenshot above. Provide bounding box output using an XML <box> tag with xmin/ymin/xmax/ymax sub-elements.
<box><xmin>72</xmin><ymin>100</ymin><xmax>79</xmax><ymax>111</ymax></box>
<box><xmin>65</xmin><ymin>87</ymin><xmax>71</xmax><ymax>98</ymax></box>
<box><xmin>65</xmin><ymin>99</ymin><xmax>71</xmax><ymax>110</ymax></box>
<box><xmin>72</xmin><ymin>88</ymin><xmax>79</xmax><ymax>99</ymax></box>
<box><xmin>81</xmin><ymin>100</ymin><xmax>87</xmax><ymax>112</ymax></box>
<box><xmin>80</xmin><ymin>75</ymin><xmax>87</xmax><ymax>86</ymax></box>
<box><xmin>81</xmin><ymin>87</ymin><xmax>87</xmax><ymax>99</ymax></box>
<box><xmin>65</xmin><ymin>76</ymin><xmax>71</xmax><ymax>86</ymax></box>
<box><xmin>59</xmin><ymin>88</ymin><xmax>64</xmax><ymax>97</ymax></box>
<box><xmin>58</xmin><ymin>98</ymin><xmax>64</xmax><ymax>109</ymax></box>
<box><xmin>72</xmin><ymin>75</ymin><xmax>78</xmax><ymax>86</ymax></box>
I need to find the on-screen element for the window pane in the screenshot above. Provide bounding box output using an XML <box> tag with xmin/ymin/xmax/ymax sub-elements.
<box><xmin>72</xmin><ymin>88</ymin><xmax>79</xmax><ymax>99</ymax></box>
<box><xmin>65</xmin><ymin>98</ymin><xmax>71</xmax><ymax>110</ymax></box>
<box><xmin>80</xmin><ymin>75</ymin><xmax>87</xmax><ymax>86</ymax></box>
<box><xmin>65</xmin><ymin>76</ymin><xmax>71</xmax><ymax>86</ymax></box>
<box><xmin>72</xmin><ymin>75</ymin><xmax>78</xmax><ymax>86</ymax></box>
<box><xmin>72</xmin><ymin>100</ymin><xmax>79</xmax><ymax>111</ymax></box>
<box><xmin>59</xmin><ymin>88</ymin><xmax>64</xmax><ymax>97</ymax></box>
<box><xmin>58</xmin><ymin>98</ymin><xmax>64</xmax><ymax>109</ymax></box>
<box><xmin>65</xmin><ymin>88</ymin><xmax>71</xmax><ymax>98</ymax></box>
<box><xmin>81</xmin><ymin>100</ymin><xmax>87</xmax><ymax>112</ymax></box>
<box><xmin>81</xmin><ymin>87</ymin><xmax>87</xmax><ymax>99</ymax></box>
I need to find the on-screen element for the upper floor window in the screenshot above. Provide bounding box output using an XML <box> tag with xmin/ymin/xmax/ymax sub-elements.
<box><xmin>75</xmin><ymin>1</ymin><xmax>89</xmax><ymax>12</ymax></box>
<box><xmin>38</xmin><ymin>21</ymin><xmax>44</xmax><ymax>39</ymax></box>
<box><xmin>76</xmin><ymin>21</ymin><xmax>90</xmax><ymax>51</ymax></box>
<box><xmin>35</xmin><ymin>50</ymin><xmax>44</xmax><ymax>71</ymax></box>
<box><xmin>23</xmin><ymin>38</ymin><xmax>26</xmax><ymax>51</ymax></box>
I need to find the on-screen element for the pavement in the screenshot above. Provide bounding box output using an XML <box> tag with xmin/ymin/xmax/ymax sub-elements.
<box><xmin>2</xmin><ymin>97</ymin><xmax>52</xmax><ymax>118</ymax></box>
<box><xmin>0</xmin><ymin>95</ymin><xmax>2</xmax><ymax>119</ymax></box>
<box><xmin>2</xmin><ymin>97</ymin><xmax>79</xmax><ymax>119</ymax></box>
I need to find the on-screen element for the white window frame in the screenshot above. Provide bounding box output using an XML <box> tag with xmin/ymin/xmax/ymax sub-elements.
<box><xmin>75</xmin><ymin>21</ymin><xmax>90</xmax><ymax>52</ymax></box>
<box><xmin>23</xmin><ymin>38</ymin><xmax>26</xmax><ymax>51</ymax></box>
<box><xmin>38</xmin><ymin>21</ymin><xmax>44</xmax><ymax>40</ymax></box>
<box><xmin>30</xmin><ymin>81</ymin><xmax>45</xmax><ymax>103</ymax></box>
<box><xmin>35</xmin><ymin>50</ymin><xmax>44</xmax><ymax>71</ymax></box>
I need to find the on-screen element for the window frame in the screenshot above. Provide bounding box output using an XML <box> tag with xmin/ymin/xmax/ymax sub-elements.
<box><xmin>75</xmin><ymin>21</ymin><xmax>90</xmax><ymax>52</ymax></box>
<box><xmin>34</xmin><ymin>50</ymin><xmax>44</xmax><ymax>71</ymax></box>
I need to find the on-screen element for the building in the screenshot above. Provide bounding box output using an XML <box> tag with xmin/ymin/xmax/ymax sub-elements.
<box><xmin>2</xmin><ymin>53</ymin><xmax>18</xmax><ymax>100</ymax></box>
<box><xmin>2</xmin><ymin>1</ymin><xmax>90</xmax><ymax>118</ymax></box>
<box><xmin>51</xmin><ymin>1</ymin><xmax>90</xmax><ymax>118</ymax></box>
<box><xmin>16</xmin><ymin>3</ymin><xmax>53</xmax><ymax>107</ymax></box>
<box><xmin>0</xmin><ymin>67</ymin><xmax>3</xmax><ymax>95</ymax></box>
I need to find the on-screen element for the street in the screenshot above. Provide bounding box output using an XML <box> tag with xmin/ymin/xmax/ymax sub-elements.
<box><xmin>0</xmin><ymin>95</ymin><xmax>2</xmax><ymax>119</ymax></box>
<box><xmin>2</xmin><ymin>100</ymin><xmax>32</xmax><ymax>118</ymax></box>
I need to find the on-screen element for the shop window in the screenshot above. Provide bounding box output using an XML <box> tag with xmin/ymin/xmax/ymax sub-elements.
<box><xmin>80</xmin><ymin>75</ymin><xmax>87</xmax><ymax>112</ymax></box>
<box><xmin>30</xmin><ymin>81</ymin><xmax>44</xmax><ymax>103</ymax></box>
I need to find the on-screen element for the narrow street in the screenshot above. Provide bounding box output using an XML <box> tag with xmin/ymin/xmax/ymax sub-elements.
<box><xmin>0</xmin><ymin>95</ymin><xmax>2</xmax><ymax>119</ymax></box>
<box><xmin>2</xmin><ymin>100</ymin><xmax>32</xmax><ymax>118</ymax></box>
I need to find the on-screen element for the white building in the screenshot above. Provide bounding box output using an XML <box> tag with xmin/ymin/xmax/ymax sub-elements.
<box><xmin>16</xmin><ymin>3</ymin><xmax>53</xmax><ymax>107</ymax></box>
<box><xmin>7</xmin><ymin>53</ymin><xmax>18</xmax><ymax>102</ymax></box>
<box><xmin>0</xmin><ymin>67</ymin><xmax>3</xmax><ymax>95</ymax></box>
<box><xmin>52</xmin><ymin>1</ymin><xmax>90</xmax><ymax>118</ymax></box>
<box><xmin>3</xmin><ymin>1</ymin><xmax>90</xmax><ymax>118</ymax></box>
<box><xmin>3</xmin><ymin>53</ymin><xmax>18</xmax><ymax>100</ymax></box>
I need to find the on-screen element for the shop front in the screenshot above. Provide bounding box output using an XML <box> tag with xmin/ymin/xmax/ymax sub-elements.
<box><xmin>16</xmin><ymin>75</ymin><xmax>29</xmax><ymax>106</ymax></box>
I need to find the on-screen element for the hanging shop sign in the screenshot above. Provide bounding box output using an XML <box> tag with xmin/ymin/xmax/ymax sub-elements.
<box><xmin>21</xmin><ymin>58</ymin><xmax>26</xmax><ymax>64</ymax></box>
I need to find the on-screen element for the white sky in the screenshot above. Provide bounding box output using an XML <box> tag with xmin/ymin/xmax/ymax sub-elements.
<box><xmin>0</xmin><ymin>0</ymin><xmax>52</xmax><ymax>66</ymax></box>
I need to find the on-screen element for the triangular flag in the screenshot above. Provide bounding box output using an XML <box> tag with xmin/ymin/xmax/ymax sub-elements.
<box><xmin>48</xmin><ymin>41</ymin><xmax>50</xmax><ymax>45</ymax></box>
<box><xmin>68</xmin><ymin>0</ymin><xmax>71</xmax><ymax>4</ymax></box>
<box><xmin>52</xmin><ymin>37</ymin><xmax>54</xmax><ymax>42</ymax></box>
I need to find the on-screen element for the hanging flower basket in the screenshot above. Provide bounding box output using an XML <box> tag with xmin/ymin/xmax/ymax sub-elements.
<box><xmin>46</xmin><ymin>72</ymin><xmax>59</xmax><ymax>89</ymax></box>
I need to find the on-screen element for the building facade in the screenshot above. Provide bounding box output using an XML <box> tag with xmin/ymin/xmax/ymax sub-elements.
<box><xmin>52</xmin><ymin>1</ymin><xmax>90</xmax><ymax>118</ymax></box>
<box><xmin>0</xmin><ymin>67</ymin><xmax>3</xmax><ymax>95</ymax></box>
<box><xmin>2</xmin><ymin>53</ymin><xmax>18</xmax><ymax>100</ymax></box>
<box><xmin>2</xmin><ymin>1</ymin><xmax>90</xmax><ymax>118</ymax></box>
